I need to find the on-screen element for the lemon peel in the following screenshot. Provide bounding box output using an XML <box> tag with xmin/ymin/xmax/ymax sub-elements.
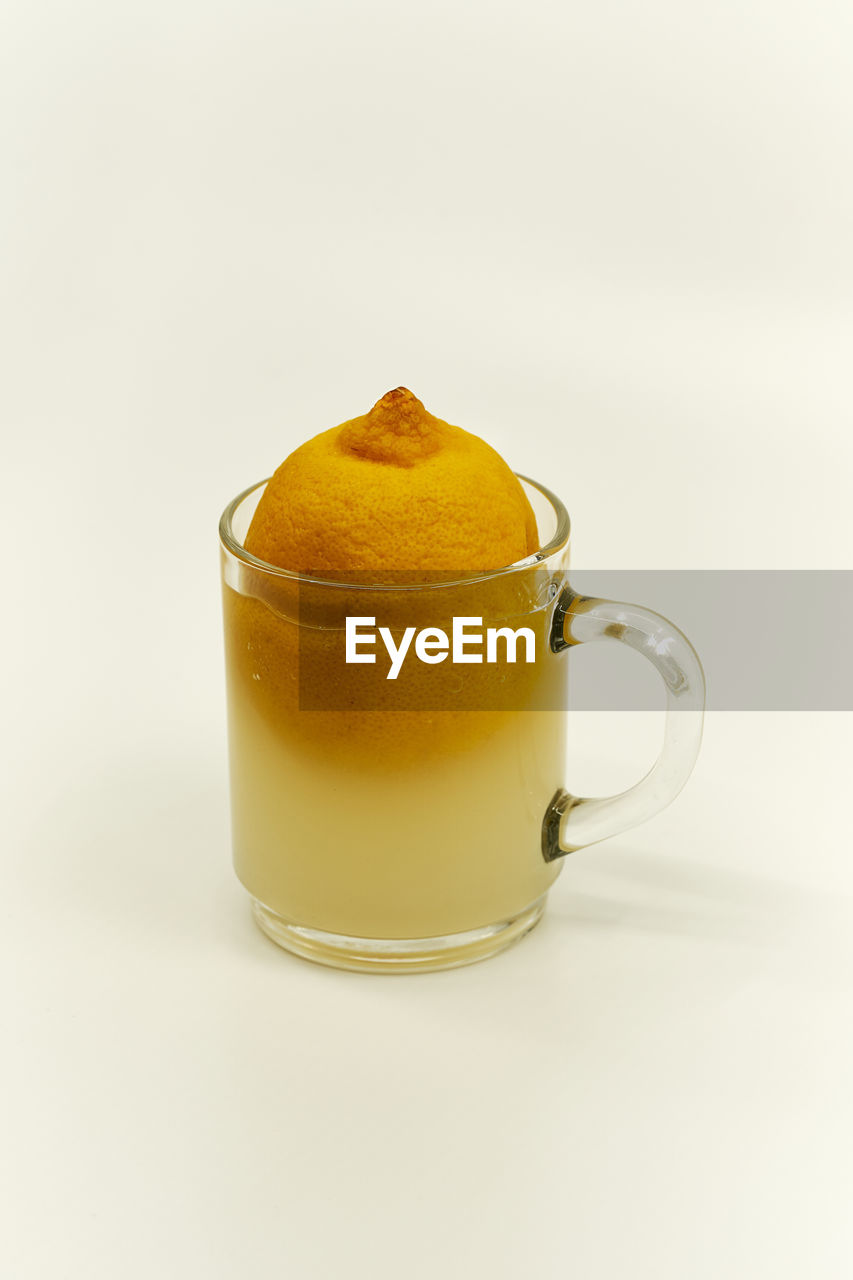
<box><xmin>244</xmin><ymin>388</ymin><xmax>539</xmax><ymax>578</ymax></box>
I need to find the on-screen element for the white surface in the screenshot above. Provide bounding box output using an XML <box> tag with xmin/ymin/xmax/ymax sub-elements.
<box><xmin>3</xmin><ymin>1</ymin><xmax>853</xmax><ymax>1276</ymax></box>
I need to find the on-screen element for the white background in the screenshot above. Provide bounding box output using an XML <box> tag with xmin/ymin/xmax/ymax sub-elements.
<box><xmin>2</xmin><ymin>1</ymin><xmax>852</xmax><ymax>1276</ymax></box>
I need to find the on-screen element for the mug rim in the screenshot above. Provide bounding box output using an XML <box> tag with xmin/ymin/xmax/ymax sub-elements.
<box><xmin>219</xmin><ymin>472</ymin><xmax>571</xmax><ymax>593</ymax></box>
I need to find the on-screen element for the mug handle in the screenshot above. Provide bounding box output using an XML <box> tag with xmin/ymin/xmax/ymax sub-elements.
<box><xmin>542</xmin><ymin>587</ymin><xmax>706</xmax><ymax>861</ymax></box>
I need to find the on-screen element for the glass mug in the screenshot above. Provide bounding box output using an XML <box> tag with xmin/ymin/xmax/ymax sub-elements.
<box><xmin>220</xmin><ymin>476</ymin><xmax>704</xmax><ymax>972</ymax></box>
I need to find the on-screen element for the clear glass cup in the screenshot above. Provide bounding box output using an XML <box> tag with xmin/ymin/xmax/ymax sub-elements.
<box><xmin>220</xmin><ymin>476</ymin><xmax>704</xmax><ymax>972</ymax></box>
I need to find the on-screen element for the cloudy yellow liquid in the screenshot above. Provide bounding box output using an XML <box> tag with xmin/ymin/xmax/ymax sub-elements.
<box><xmin>223</xmin><ymin>585</ymin><xmax>567</xmax><ymax>941</ymax></box>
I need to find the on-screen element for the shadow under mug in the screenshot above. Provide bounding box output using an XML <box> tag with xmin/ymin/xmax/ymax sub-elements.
<box><xmin>220</xmin><ymin>475</ymin><xmax>705</xmax><ymax>973</ymax></box>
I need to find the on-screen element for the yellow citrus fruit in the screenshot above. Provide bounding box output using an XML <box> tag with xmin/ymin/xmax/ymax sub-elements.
<box><xmin>244</xmin><ymin>387</ymin><xmax>538</xmax><ymax>577</ymax></box>
<box><xmin>226</xmin><ymin>389</ymin><xmax>549</xmax><ymax>771</ymax></box>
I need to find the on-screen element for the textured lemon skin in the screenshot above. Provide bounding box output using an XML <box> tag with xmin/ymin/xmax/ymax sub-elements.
<box><xmin>229</xmin><ymin>389</ymin><xmax>546</xmax><ymax>768</ymax></box>
<box><xmin>244</xmin><ymin>388</ymin><xmax>539</xmax><ymax>579</ymax></box>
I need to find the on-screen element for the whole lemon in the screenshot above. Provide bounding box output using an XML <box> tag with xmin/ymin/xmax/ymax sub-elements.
<box><xmin>245</xmin><ymin>387</ymin><xmax>538</xmax><ymax>578</ymax></box>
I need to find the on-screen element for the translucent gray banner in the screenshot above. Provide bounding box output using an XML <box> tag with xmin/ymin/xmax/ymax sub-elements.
<box><xmin>565</xmin><ymin>570</ymin><xmax>852</xmax><ymax>711</ymax></box>
<box><xmin>290</xmin><ymin>571</ymin><xmax>853</xmax><ymax>711</ymax></box>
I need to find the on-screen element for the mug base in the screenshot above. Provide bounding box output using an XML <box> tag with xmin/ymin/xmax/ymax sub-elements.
<box><xmin>250</xmin><ymin>895</ymin><xmax>547</xmax><ymax>974</ymax></box>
